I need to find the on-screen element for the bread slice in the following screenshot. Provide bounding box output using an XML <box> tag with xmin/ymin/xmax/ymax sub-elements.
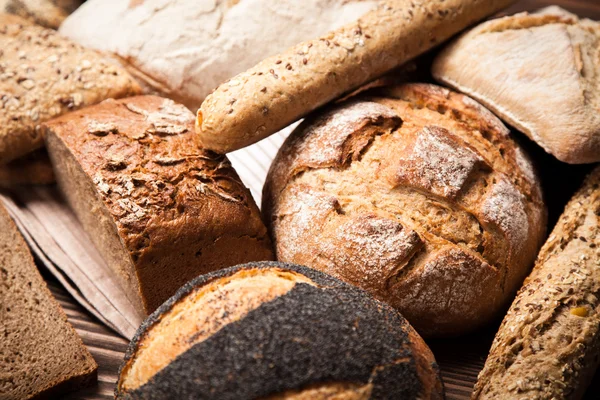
<box><xmin>432</xmin><ymin>7</ymin><xmax>600</xmax><ymax>164</ymax></box>
<box><xmin>43</xmin><ymin>95</ymin><xmax>274</xmax><ymax>316</ymax></box>
<box><xmin>0</xmin><ymin>148</ymin><xmax>54</xmax><ymax>187</ymax></box>
<box><xmin>0</xmin><ymin>203</ymin><xmax>97</xmax><ymax>399</ymax></box>
<box><xmin>0</xmin><ymin>0</ymin><xmax>82</xmax><ymax>28</ymax></box>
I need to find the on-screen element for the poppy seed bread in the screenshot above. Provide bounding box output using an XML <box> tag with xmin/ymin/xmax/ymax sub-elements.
<box><xmin>116</xmin><ymin>261</ymin><xmax>444</xmax><ymax>400</ymax></box>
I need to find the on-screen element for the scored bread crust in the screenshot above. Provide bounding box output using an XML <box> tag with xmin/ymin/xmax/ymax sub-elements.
<box><xmin>263</xmin><ymin>83</ymin><xmax>547</xmax><ymax>337</ymax></box>
<box><xmin>473</xmin><ymin>166</ymin><xmax>600</xmax><ymax>400</ymax></box>
<box><xmin>116</xmin><ymin>261</ymin><xmax>444</xmax><ymax>400</ymax></box>
<box><xmin>0</xmin><ymin>203</ymin><xmax>97</xmax><ymax>399</ymax></box>
<box><xmin>0</xmin><ymin>0</ymin><xmax>82</xmax><ymax>29</ymax></box>
<box><xmin>432</xmin><ymin>8</ymin><xmax>600</xmax><ymax>164</ymax></box>
<box><xmin>197</xmin><ymin>0</ymin><xmax>516</xmax><ymax>153</ymax></box>
<box><xmin>0</xmin><ymin>13</ymin><xmax>141</xmax><ymax>164</ymax></box>
<box><xmin>43</xmin><ymin>95</ymin><xmax>274</xmax><ymax>315</ymax></box>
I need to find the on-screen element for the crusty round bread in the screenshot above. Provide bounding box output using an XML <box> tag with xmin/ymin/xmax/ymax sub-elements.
<box><xmin>263</xmin><ymin>83</ymin><xmax>547</xmax><ymax>337</ymax></box>
<box><xmin>115</xmin><ymin>261</ymin><xmax>444</xmax><ymax>400</ymax></box>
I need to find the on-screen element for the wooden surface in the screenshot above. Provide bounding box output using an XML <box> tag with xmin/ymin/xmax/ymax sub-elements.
<box><xmin>42</xmin><ymin>0</ymin><xmax>600</xmax><ymax>399</ymax></box>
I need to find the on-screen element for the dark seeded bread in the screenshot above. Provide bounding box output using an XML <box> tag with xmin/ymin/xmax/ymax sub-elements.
<box><xmin>473</xmin><ymin>166</ymin><xmax>600</xmax><ymax>399</ymax></box>
<box><xmin>43</xmin><ymin>95</ymin><xmax>274</xmax><ymax>315</ymax></box>
<box><xmin>116</xmin><ymin>261</ymin><xmax>444</xmax><ymax>400</ymax></box>
<box><xmin>0</xmin><ymin>202</ymin><xmax>97</xmax><ymax>399</ymax></box>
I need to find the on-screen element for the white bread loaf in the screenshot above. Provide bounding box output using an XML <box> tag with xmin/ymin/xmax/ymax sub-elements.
<box><xmin>59</xmin><ymin>0</ymin><xmax>377</xmax><ymax>110</ymax></box>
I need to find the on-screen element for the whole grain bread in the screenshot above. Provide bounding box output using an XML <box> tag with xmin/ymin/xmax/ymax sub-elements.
<box><xmin>43</xmin><ymin>95</ymin><xmax>274</xmax><ymax>315</ymax></box>
<box><xmin>263</xmin><ymin>83</ymin><xmax>547</xmax><ymax>337</ymax></box>
<box><xmin>0</xmin><ymin>148</ymin><xmax>54</xmax><ymax>187</ymax></box>
<box><xmin>0</xmin><ymin>0</ymin><xmax>82</xmax><ymax>28</ymax></box>
<box><xmin>0</xmin><ymin>13</ymin><xmax>141</xmax><ymax>164</ymax></box>
<box><xmin>197</xmin><ymin>0</ymin><xmax>515</xmax><ymax>153</ymax></box>
<box><xmin>432</xmin><ymin>7</ymin><xmax>600</xmax><ymax>164</ymax></box>
<box><xmin>473</xmin><ymin>166</ymin><xmax>600</xmax><ymax>400</ymax></box>
<box><xmin>0</xmin><ymin>202</ymin><xmax>97</xmax><ymax>399</ymax></box>
<box><xmin>116</xmin><ymin>261</ymin><xmax>443</xmax><ymax>400</ymax></box>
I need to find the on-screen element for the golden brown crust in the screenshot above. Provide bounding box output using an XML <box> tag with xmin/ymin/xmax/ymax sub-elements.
<box><xmin>473</xmin><ymin>166</ymin><xmax>600</xmax><ymax>399</ymax></box>
<box><xmin>263</xmin><ymin>83</ymin><xmax>546</xmax><ymax>337</ymax></box>
<box><xmin>0</xmin><ymin>148</ymin><xmax>54</xmax><ymax>187</ymax></box>
<box><xmin>197</xmin><ymin>0</ymin><xmax>516</xmax><ymax>153</ymax></box>
<box><xmin>44</xmin><ymin>96</ymin><xmax>274</xmax><ymax>314</ymax></box>
<box><xmin>0</xmin><ymin>13</ymin><xmax>141</xmax><ymax>164</ymax></box>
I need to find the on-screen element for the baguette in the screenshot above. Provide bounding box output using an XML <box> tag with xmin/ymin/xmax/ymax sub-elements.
<box><xmin>473</xmin><ymin>166</ymin><xmax>600</xmax><ymax>399</ymax></box>
<box><xmin>197</xmin><ymin>0</ymin><xmax>515</xmax><ymax>153</ymax></box>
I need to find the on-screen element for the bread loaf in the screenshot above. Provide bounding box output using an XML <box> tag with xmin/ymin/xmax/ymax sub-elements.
<box><xmin>0</xmin><ymin>202</ymin><xmax>97</xmax><ymax>399</ymax></box>
<box><xmin>116</xmin><ymin>261</ymin><xmax>444</xmax><ymax>400</ymax></box>
<box><xmin>0</xmin><ymin>13</ymin><xmax>141</xmax><ymax>164</ymax></box>
<box><xmin>59</xmin><ymin>0</ymin><xmax>377</xmax><ymax>111</ymax></box>
<box><xmin>43</xmin><ymin>95</ymin><xmax>274</xmax><ymax>315</ymax></box>
<box><xmin>432</xmin><ymin>7</ymin><xmax>600</xmax><ymax>164</ymax></box>
<box><xmin>263</xmin><ymin>83</ymin><xmax>547</xmax><ymax>337</ymax></box>
<box><xmin>0</xmin><ymin>148</ymin><xmax>54</xmax><ymax>187</ymax></box>
<box><xmin>197</xmin><ymin>0</ymin><xmax>515</xmax><ymax>153</ymax></box>
<box><xmin>0</xmin><ymin>0</ymin><xmax>82</xmax><ymax>28</ymax></box>
<box><xmin>473</xmin><ymin>166</ymin><xmax>600</xmax><ymax>400</ymax></box>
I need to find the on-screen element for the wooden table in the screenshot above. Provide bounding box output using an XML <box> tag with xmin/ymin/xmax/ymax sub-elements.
<box><xmin>45</xmin><ymin>0</ymin><xmax>600</xmax><ymax>398</ymax></box>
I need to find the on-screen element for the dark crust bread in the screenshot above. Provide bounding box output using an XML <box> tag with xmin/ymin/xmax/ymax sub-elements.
<box><xmin>0</xmin><ymin>148</ymin><xmax>54</xmax><ymax>187</ymax></box>
<box><xmin>116</xmin><ymin>261</ymin><xmax>444</xmax><ymax>400</ymax></box>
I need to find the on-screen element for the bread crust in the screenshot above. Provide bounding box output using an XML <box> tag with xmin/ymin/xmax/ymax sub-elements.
<box><xmin>43</xmin><ymin>96</ymin><xmax>274</xmax><ymax>314</ymax></box>
<box><xmin>0</xmin><ymin>0</ymin><xmax>82</xmax><ymax>29</ymax></box>
<box><xmin>263</xmin><ymin>83</ymin><xmax>546</xmax><ymax>337</ymax></box>
<box><xmin>197</xmin><ymin>0</ymin><xmax>515</xmax><ymax>153</ymax></box>
<box><xmin>0</xmin><ymin>13</ymin><xmax>141</xmax><ymax>164</ymax></box>
<box><xmin>473</xmin><ymin>166</ymin><xmax>600</xmax><ymax>399</ymax></box>
<box><xmin>0</xmin><ymin>148</ymin><xmax>54</xmax><ymax>187</ymax></box>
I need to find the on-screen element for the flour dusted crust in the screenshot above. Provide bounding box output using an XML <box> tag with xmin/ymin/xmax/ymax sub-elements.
<box><xmin>116</xmin><ymin>262</ymin><xmax>444</xmax><ymax>399</ymax></box>
<box><xmin>473</xmin><ymin>166</ymin><xmax>600</xmax><ymax>399</ymax></box>
<box><xmin>433</xmin><ymin>7</ymin><xmax>600</xmax><ymax>164</ymax></box>
<box><xmin>264</xmin><ymin>83</ymin><xmax>547</xmax><ymax>337</ymax></box>
<box><xmin>43</xmin><ymin>96</ymin><xmax>274</xmax><ymax>315</ymax></box>
<box><xmin>0</xmin><ymin>0</ymin><xmax>82</xmax><ymax>28</ymax></box>
<box><xmin>0</xmin><ymin>13</ymin><xmax>141</xmax><ymax>164</ymax></box>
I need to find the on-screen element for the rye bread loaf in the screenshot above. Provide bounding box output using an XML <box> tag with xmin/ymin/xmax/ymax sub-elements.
<box><xmin>0</xmin><ymin>148</ymin><xmax>54</xmax><ymax>187</ymax></box>
<box><xmin>263</xmin><ymin>83</ymin><xmax>547</xmax><ymax>337</ymax></box>
<box><xmin>0</xmin><ymin>0</ymin><xmax>82</xmax><ymax>28</ymax></box>
<box><xmin>43</xmin><ymin>95</ymin><xmax>274</xmax><ymax>315</ymax></box>
<box><xmin>197</xmin><ymin>0</ymin><xmax>515</xmax><ymax>154</ymax></box>
<box><xmin>0</xmin><ymin>202</ymin><xmax>97</xmax><ymax>399</ymax></box>
<box><xmin>116</xmin><ymin>261</ymin><xmax>444</xmax><ymax>400</ymax></box>
<box><xmin>432</xmin><ymin>7</ymin><xmax>600</xmax><ymax>164</ymax></box>
<box><xmin>59</xmin><ymin>0</ymin><xmax>377</xmax><ymax>111</ymax></box>
<box><xmin>0</xmin><ymin>13</ymin><xmax>141</xmax><ymax>164</ymax></box>
<box><xmin>473</xmin><ymin>166</ymin><xmax>600</xmax><ymax>400</ymax></box>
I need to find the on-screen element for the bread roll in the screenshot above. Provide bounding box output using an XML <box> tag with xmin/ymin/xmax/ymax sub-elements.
<box><xmin>473</xmin><ymin>166</ymin><xmax>600</xmax><ymax>399</ymax></box>
<box><xmin>0</xmin><ymin>202</ymin><xmax>97</xmax><ymax>399</ymax></box>
<box><xmin>0</xmin><ymin>13</ymin><xmax>141</xmax><ymax>165</ymax></box>
<box><xmin>116</xmin><ymin>261</ymin><xmax>444</xmax><ymax>400</ymax></box>
<box><xmin>0</xmin><ymin>0</ymin><xmax>82</xmax><ymax>28</ymax></box>
<box><xmin>0</xmin><ymin>148</ymin><xmax>54</xmax><ymax>187</ymax></box>
<box><xmin>43</xmin><ymin>96</ymin><xmax>274</xmax><ymax>315</ymax></box>
<box><xmin>59</xmin><ymin>0</ymin><xmax>377</xmax><ymax>111</ymax></box>
<box><xmin>432</xmin><ymin>7</ymin><xmax>600</xmax><ymax>164</ymax></box>
<box><xmin>197</xmin><ymin>0</ymin><xmax>515</xmax><ymax>154</ymax></box>
<box><xmin>263</xmin><ymin>83</ymin><xmax>547</xmax><ymax>337</ymax></box>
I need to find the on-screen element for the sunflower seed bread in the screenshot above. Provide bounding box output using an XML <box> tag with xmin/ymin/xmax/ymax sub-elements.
<box><xmin>43</xmin><ymin>95</ymin><xmax>274</xmax><ymax>316</ymax></box>
<box><xmin>116</xmin><ymin>261</ymin><xmax>443</xmax><ymax>400</ymax></box>
<box><xmin>263</xmin><ymin>83</ymin><xmax>547</xmax><ymax>337</ymax></box>
<box><xmin>0</xmin><ymin>202</ymin><xmax>97</xmax><ymax>399</ymax></box>
<box><xmin>0</xmin><ymin>13</ymin><xmax>141</xmax><ymax>164</ymax></box>
<box><xmin>473</xmin><ymin>166</ymin><xmax>600</xmax><ymax>400</ymax></box>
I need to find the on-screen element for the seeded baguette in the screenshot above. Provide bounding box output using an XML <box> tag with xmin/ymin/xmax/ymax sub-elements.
<box><xmin>197</xmin><ymin>0</ymin><xmax>515</xmax><ymax>153</ymax></box>
<box><xmin>473</xmin><ymin>166</ymin><xmax>600</xmax><ymax>399</ymax></box>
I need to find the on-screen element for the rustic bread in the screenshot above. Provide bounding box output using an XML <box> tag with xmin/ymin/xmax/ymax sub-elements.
<box><xmin>59</xmin><ymin>0</ymin><xmax>377</xmax><ymax>111</ymax></box>
<box><xmin>0</xmin><ymin>148</ymin><xmax>54</xmax><ymax>187</ymax></box>
<box><xmin>0</xmin><ymin>202</ymin><xmax>97</xmax><ymax>399</ymax></box>
<box><xmin>473</xmin><ymin>166</ymin><xmax>600</xmax><ymax>400</ymax></box>
<box><xmin>43</xmin><ymin>95</ymin><xmax>274</xmax><ymax>315</ymax></box>
<box><xmin>263</xmin><ymin>83</ymin><xmax>547</xmax><ymax>337</ymax></box>
<box><xmin>432</xmin><ymin>7</ymin><xmax>600</xmax><ymax>164</ymax></box>
<box><xmin>0</xmin><ymin>0</ymin><xmax>82</xmax><ymax>28</ymax></box>
<box><xmin>0</xmin><ymin>13</ymin><xmax>141</xmax><ymax>164</ymax></box>
<box><xmin>116</xmin><ymin>261</ymin><xmax>443</xmax><ymax>399</ymax></box>
<box><xmin>197</xmin><ymin>0</ymin><xmax>515</xmax><ymax>154</ymax></box>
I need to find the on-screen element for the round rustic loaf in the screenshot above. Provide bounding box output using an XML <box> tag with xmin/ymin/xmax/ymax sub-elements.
<box><xmin>263</xmin><ymin>83</ymin><xmax>547</xmax><ymax>337</ymax></box>
<box><xmin>116</xmin><ymin>261</ymin><xmax>443</xmax><ymax>400</ymax></box>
